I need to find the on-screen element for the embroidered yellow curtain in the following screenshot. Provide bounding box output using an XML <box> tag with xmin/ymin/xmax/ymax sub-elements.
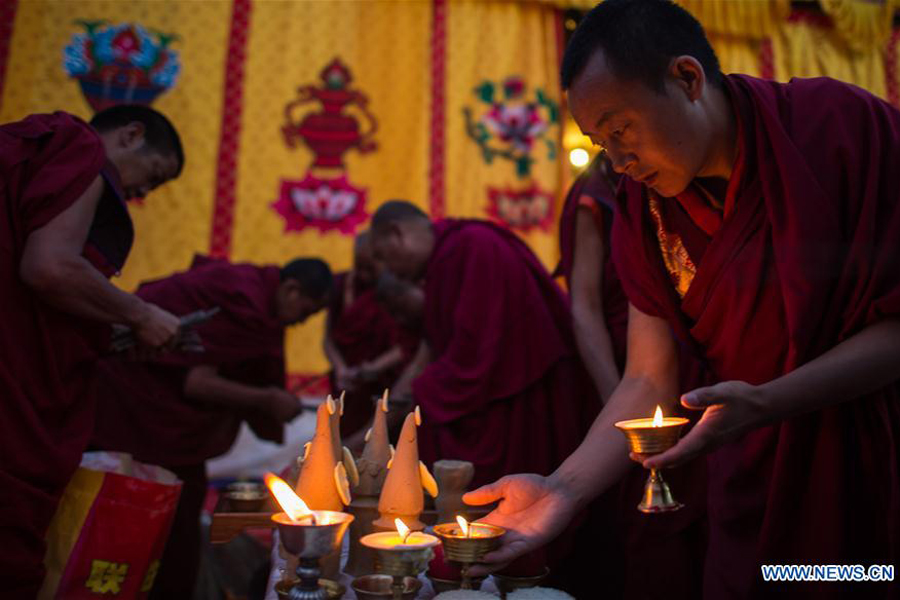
<box><xmin>819</xmin><ymin>0</ymin><xmax>897</xmax><ymax>51</ymax></box>
<box><xmin>1</xmin><ymin>0</ymin><xmax>898</xmax><ymax>376</ymax></box>
<box><xmin>0</xmin><ymin>0</ymin><xmax>563</xmax><ymax>376</ymax></box>
<box><xmin>678</xmin><ymin>0</ymin><xmax>791</xmax><ymax>38</ymax></box>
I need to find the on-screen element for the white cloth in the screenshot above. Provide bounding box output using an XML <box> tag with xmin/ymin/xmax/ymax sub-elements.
<box><xmin>207</xmin><ymin>402</ymin><xmax>319</xmax><ymax>480</ymax></box>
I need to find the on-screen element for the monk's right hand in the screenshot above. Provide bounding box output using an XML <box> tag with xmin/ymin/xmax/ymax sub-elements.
<box><xmin>265</xmin><ymin>388</ymin><xmax>304</xmax><ymax>422</ymax></box>
<box><xmin>462</xmin><ymin>474</ymin><xmax>578</xmax><ymax>577</ymax></box>
<box><xmin>132</xmin><ymin>303</ymin><xmax>180</xmax><ymax>349</ymax></box>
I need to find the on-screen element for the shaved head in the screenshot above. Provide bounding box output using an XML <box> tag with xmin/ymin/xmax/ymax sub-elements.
<box><xmin>370</xmin><ymin>200</ymin><xmax>434</xmax><ymax>280</ymax></box>
<box><xmin>561</xmin><ymin>0</ymin><xmax>721</xmax><ymax>93</ymax></box>
<box><xmin>277</xmin><ymin>258</ymin><xmax>332</xmax><ymax>325</ymax></box>
<box><xmin>371</xmin><ymin>200</ymin><xmax>429</xmax><ymax>232</ymax></box>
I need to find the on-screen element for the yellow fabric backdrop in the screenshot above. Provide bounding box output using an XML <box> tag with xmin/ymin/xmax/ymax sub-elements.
<box><xmin>232</xmin><ymin>0</ymin><xmax>433</xmax><ymax>374</ymax></box>
<box><xmin>444</xmin><ymin>0</ymin><xmax>565</xmax><ymax>268</ymax></box>
<box><xmin>679</xmin><ymin>0</ymin><xmax>790</xmax><ymax>38</ymax></box>
<box><xmin>0</xmin><ymin>0</ymin><xmax>229</xmax><ymax>291</ymax></box>
<box><xmin>1</xmin><ymin>0</ymin><xmax>898</xmax><ymax>377</ymax></box>
<box><xmin>772</xmin><ymin>15</ymin><xmax>888</xmax><ymax>97</ymax></box>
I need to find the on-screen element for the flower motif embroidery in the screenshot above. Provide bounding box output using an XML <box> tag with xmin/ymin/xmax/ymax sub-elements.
<box><xmin>464</xmin><ymin>76</ymin><xmax>558</xmax><ymax>178</ymax></box>
<box><xmin>63</xmin><ymin>21</ymin><xmax>180</xmax><ymax>111</ymax></box>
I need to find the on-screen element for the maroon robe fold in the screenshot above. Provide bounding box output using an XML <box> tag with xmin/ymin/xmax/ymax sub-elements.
<box><xmin>0</xmin><ymin>112</ymin><xmax>132</xmax><ymax>595</ymax></box>
<box><xmin>613</xmin><ymin>74</ymin><xmax>900</xmax><ymax>599</ymax></box>
<box><xmin>327</xmin><ymin>271</ymin><xmax>416</xmax><ymax>437</ymax></box>
<box><xmin>412</xmin><ymin>219</ymin><xmax>601</xmax><ymax>488</ymax></box>
<box><xmin>91</xmin><ymin>256</ymin><xmax>286</xmax><ymax>598</ymax></box>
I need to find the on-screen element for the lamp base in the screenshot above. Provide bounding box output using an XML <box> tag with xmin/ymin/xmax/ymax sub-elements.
<box><xmin>638</xmin><ymin>468</ymin><xmax>683</xmax><ymax>513</ymax></box>
<box><xmin>286</xmin><ymin>557</ymin><xmax>328</xmax><ymax>600</ymax></box>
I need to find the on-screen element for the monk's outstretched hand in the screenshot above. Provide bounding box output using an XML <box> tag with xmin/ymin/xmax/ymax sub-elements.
<box><xmin>462</xmin><ymin>474</ymin><xmax>578</xmax><ymax>577</ymax></box>
<box><xmin>643</xmin><ymin>380</ymin><xmax>767</xmax><ymax>470</ymax></box>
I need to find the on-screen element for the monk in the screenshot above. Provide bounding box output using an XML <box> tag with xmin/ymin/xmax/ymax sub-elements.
<box><xmin>324</xmin><ymin>231</ymin><xmax>416</xmax><ymax>444</ymax></box>
<box><xmin>555</xmin><ymin>152</ymin><xmax>626</xmax><ymax>401</ymax></box>
<box><xmin>557</xmin><ymin>153</ymin><xmax>707</xmax><ymax>599</ymax></box>
<box><xmin>554</xmin><ymin>154</ymin><xmax>628</xmax><ymax>401</ymax></box>
<box><xmin>466</xmin><ymin>2</ymin><xmax>900</xmax><ymax>599</ymax></box>
<box><xmin>91</xmin><ymin>254</ymin><xmax>331</xmax><ymax>598</ymax></box>
<box><xmin>370</xmin><ymin>201</ymin><xmax>601</xmax><ymax>490</ymax></box>
<box><xmin>372</xmin><ymin>272</ymin><xmax>431</xmax><ymax>437</ymax></box>
<box><xmin>0</xmin><ymin>105</ymin><xmax>184</xmax><ymax>595</ymax></box>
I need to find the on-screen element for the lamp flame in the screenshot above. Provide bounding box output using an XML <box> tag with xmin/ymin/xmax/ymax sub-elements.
<box><xmin>652</xmin><ymin>405</ymin><xmax>664</xmax><ymax>427</ymax></box>
<box><xmin>395</xmin><ymin>518</ymin><xmax>412</xmax><ymax>543</ymax></box>
<box><xmin>264</xmin><ymin>472</ymin><xmax>314</xmax><ymax>523</ymax></box>
<box><xmin>456</xmin><ymin>515</ymin><xmax>470</xmax><ymax>537</ymax></box>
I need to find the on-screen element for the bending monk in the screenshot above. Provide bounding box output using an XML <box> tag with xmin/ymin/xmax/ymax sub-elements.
<box><xmin>92</xmin><ymin>255</ymin><xmax>332</xmax><ymax>598</ymax></box>
<box><xmin>324</xmin><ymin>231</ymin><xmax>417</xmax><ymax>444</ymax></box>
<box><xmin>0</xmin><ymin>104</ymin><xmax>184</xmax><ymax>595</ymax></box>
<box><xmin>370</xmin><ymin>200</ymin><xmax>601</xmax><ymax>490</ymax></box>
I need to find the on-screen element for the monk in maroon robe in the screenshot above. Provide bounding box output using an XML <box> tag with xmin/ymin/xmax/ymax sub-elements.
<box><xmin>466</xmin><ymin>2</ymin><xmax>900</xmax><ymax>599</ymax></box>
<box><xmin>556</xmin><ymin>153</ymin><xmax>627</xmax><ymax>398</ymax></box>
<box><xmin>557</xmin><ymin>154</ymin><xmax>708</xmax><ymax>599</ymax></box>
<box><xmin>0</xmin><ymin>105</ymin><xmax>184</xmax><ymax>596</ymax></box>
<box><xmin>91</xmin><ymin>255</ymin><xmax>331</xmax><ymax>598</ymax></box>
<box><xmin>370</xmin><ymin>201</ymin><xmax>601</xmax><ymax>490</ymax></box>
<box><xmin>324</xmin><ymin>231</ymin><xmax>417</xmax><ymax>444</ymax></box>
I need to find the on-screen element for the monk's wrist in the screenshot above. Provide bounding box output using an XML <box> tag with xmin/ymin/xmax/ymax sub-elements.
<box><xmin>123</xmin><ymin>297</ymin><xmax>153</xmax><ymax>330</ymax></box>
<box><xmin>751</xmin><ymin>379</ymin><xmax>795</xmax><ymax>425</ymax></box>
<box><xmin>547</xmin><ymin>467</ymin><xmax>593</xmax><ymax>513</ymax></box>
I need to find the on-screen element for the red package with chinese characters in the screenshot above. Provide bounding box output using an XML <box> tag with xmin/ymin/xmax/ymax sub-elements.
<box><xmin>38</xmin><ymin>452</ymin><xmax>181</xmax><ymax>599</ymax></box>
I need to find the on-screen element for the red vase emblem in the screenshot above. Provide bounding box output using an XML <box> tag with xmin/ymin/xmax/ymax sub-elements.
<box><xmin>273</xmin><ymin>59</ymin><xmax>377</xmax><ymax>234</ymax></box>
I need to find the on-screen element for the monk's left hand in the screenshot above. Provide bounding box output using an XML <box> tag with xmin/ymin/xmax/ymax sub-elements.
<box><xmin>641</xmin><ymin>380</ymin><xmax>769</xmax><ymax>470</ymax></box>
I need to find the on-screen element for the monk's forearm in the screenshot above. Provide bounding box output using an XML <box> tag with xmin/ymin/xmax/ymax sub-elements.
<box><xmin>551</xmin><ymin>373</ymin><xmax>678</xmax><ymax>510</ymax></box>
<box><xmin>22</xmin><ymin>253</ymin><xmax>152</xmax><ymax>327</ymax></box>
<box><xmin>571</xmin><ymin>299</ymin><xmax>620</xmax><ymax>402</ymax></box>
<box><xmin>393</xmin><ymin>341</ymin><xmax>429</xmax><ymax>395</ymax></box>
<box><xmin>364</xmin><ymin>346</ymin><xmax>405</xmax><ymax>374</ymax></box>
<box><xmin>569</xmin><ymin>206</ymin><xmax>619</xmax><ymax>401</ymax></box>
<box><xmin>759</xmin><ymin>318</ymin><xmax>900</xmax><ymax>421</ymax></box>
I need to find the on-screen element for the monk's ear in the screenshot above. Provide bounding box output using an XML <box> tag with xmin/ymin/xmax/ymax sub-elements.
<box><xmin>119</xmin><ymin>121</ymin><xmax>147</xmax><ymax>151</ymax></box>
<box><xmin>669</xmin><ymin>56</ymin><xmax>705</xmax><ymax>102</ymax></box>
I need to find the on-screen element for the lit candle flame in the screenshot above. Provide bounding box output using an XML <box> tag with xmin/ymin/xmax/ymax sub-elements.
<box><xmin>456</xmin><ymin>515</ymin><xmax>470</xmax><ymax>538</ymax></box>
<box><xmin>264</xmin><ymin>472</ymin><xmax>314</xmax><ymax>523</ymax></box>
<box><xmin>652</xmin><ymin>405</ymin><xmax>664</xmax><ymax>427</ymax></box>
<box><xmin>395</xmin><ymin>518</ymin><xmax>412</xmax><ymax>544</ymax></box>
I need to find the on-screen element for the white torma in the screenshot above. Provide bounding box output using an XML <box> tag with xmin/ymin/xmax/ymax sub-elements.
<box><xmin>295</xmin><ymin>401</ymin><xmax>351</xmax><ymax>510</ymax></box>
<box><xmin>374</xmin><ymin>409</ymin><xmax>438</xmax><ymax>531</ymax></box>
